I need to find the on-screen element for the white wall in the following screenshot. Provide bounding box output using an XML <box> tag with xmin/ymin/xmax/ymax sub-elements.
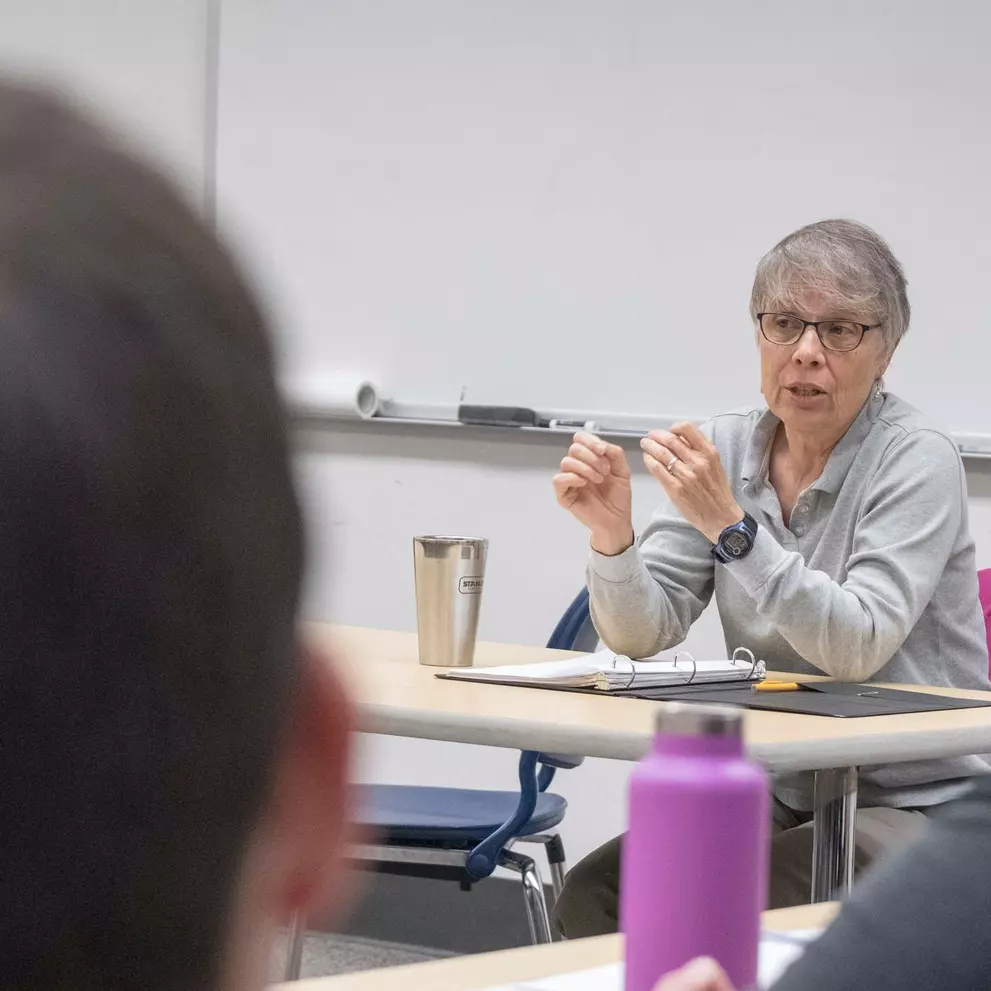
<box><xmin>297</xmin><ymin>423</ymin><xmax>991</xmax><ymax>863</ymax></box>
<box><xmin>0</xmin><ymin>0</ymin><xmax>210</xmax><ymax>200</ymax></box>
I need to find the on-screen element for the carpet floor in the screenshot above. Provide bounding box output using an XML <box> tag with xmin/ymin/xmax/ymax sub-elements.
<box><xmin>273</xmin><ymin>930</ymin><xmax>456</xmax><ymax>982</ymax></box>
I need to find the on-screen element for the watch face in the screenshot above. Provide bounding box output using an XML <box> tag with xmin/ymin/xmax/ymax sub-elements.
<box><xmin>724</xmin><ymin>530</ymin><xmax>750</xmax><ymax>557</ymax></box>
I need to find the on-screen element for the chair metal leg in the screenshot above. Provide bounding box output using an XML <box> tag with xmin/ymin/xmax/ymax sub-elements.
<box><xmin>283</xmin><ymin>912</ymin><xmax>305</xmax><ymax>982</ymax></box>
<box><xmin>350</xmin><ymin>840</ymin><xmax>558</xmax><ymax>943</ymax></box>
<box><xmin>548</xmin><ymin>858</ymin><xmax>566</xmax><ymax>901</ymax></box>
<box><xmin>501</xmin><ymin>849</ymin><xmax>552</xmax><ymax>944</ymax></box>
<box><xmin>521</xmin><ymin>862</ymin><xmax>553</xmax><ymax>944</ymax></box>
<box><xmin>545</xmin><ymin>834</ymin><xmax>567</xmax><ymax>900</ymax></box>
<box><xmin>519</xmin><ymin>832</ymin><xmax>568</xmax><ymax>901</ymax></box>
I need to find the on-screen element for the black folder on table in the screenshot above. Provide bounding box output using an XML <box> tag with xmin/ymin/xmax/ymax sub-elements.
<box><xmin>609</xmin><ymin>680</ymin><xmax>991</xmax><ymax>717</ymax></box>
<box><xmin>441</xmin><ymin>673</ymin><xmax>991</xmax><ymax>717</ymax></box>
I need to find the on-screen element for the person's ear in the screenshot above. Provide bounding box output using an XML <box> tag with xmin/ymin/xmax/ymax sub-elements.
<box><xmin>261</xmin><ymin>638</ymin><xmax>355</xmax><ymax>923</ymax></box>
<box><xmin>877</xmin><ymin>338</ymin><xmax>895</xmax><ymax>379</ymax></box>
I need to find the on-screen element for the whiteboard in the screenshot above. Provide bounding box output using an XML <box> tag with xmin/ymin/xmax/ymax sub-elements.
<box><xmin>216</xmin><ymin>0</ymin><xmax>991</xmax><ymax>436</ymax></box>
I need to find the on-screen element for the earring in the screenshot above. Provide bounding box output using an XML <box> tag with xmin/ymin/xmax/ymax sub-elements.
<box><xmin>873</xmin><ymin>380</ymin><xmax>883</xmax><ymax>402</ymax></box>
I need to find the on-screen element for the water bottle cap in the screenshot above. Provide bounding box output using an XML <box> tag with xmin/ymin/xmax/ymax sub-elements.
<box><xmin>654</xmin><ymin>702</ymin><xmax>743</xmax><ymax>738</ymax></box>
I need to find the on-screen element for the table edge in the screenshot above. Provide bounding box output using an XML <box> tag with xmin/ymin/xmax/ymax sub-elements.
<box><xmin>358</xmin><ymin>703</ymin><xmax>991</xmax><ymax>769</ymax></box>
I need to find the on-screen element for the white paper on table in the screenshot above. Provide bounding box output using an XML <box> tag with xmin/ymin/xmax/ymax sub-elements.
<box><xmin>442</xmin><ymin>650</ymin><xmax>765</xmax><ymax>692</ymax></box>
<box><xmin>470</xmin><ymin>929</ymin><xmax>821</xmax><ymax>991</ymax></box>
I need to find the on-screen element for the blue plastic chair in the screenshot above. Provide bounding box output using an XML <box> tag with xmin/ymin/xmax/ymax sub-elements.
<box><xmin>283</xmin><ymin>591</ymin><xmax>595</xmax><ymax>979</ymax></box>
<box><xmin>546</xmin><ymin>587</ymin><xmax>599</xmax><ymax>654</ymax></box>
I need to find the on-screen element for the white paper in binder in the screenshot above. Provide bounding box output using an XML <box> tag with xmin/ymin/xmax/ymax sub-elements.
<box><xmin>285</xmin><ymin>373</ymin><xmax>381</xmax><ymax>419</ymax></box>
<box><xmin>437</xmin><ymin>648</ymin><xmax>765</xmax><ymax>692</ymax></box>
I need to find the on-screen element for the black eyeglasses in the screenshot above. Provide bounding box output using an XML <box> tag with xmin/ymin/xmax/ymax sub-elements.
<box><xmin>757</xmin><ymin>313</ymin><xmax>881</xmax><ymax>353</ymax></box>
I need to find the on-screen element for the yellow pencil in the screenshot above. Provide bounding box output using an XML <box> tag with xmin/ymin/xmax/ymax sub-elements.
<box><xmin>754</xmin><ymin>681</ymin><xmax>801</xmax><ymax>693</ymax></box>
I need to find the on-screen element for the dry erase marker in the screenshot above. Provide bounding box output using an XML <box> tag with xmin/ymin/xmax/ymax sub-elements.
<box><xmin>546</xmin><ymin>418</ymin><xmax>599</xmax><ymax>432</ymax></box>
<box><xmin>753</xmin><ymin>681</ymin><xmax>801</xmax><ymax>693</ymax></box>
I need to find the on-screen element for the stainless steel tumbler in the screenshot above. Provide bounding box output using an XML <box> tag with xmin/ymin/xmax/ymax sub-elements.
<box><xmin>413</xmin><ymin>536</ymin><xmax>488</xmax><ymax>667</ymax></box>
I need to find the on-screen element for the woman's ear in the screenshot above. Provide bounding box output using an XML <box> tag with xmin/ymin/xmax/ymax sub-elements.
<box><xmin>878</xmin><ymin>336</ymin><xmax>897</xmax><ymax>379</ymax></box>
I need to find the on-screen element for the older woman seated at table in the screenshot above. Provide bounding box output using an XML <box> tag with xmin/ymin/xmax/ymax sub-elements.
<box><xmin>551</xmin><ymin>219</ymin><xmax>991</xmax><ymax>934</ymax></box>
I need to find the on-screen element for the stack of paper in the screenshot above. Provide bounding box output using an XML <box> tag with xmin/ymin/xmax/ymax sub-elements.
<box><xmin>439</xmin><ymin>649</ymin><xmax>765</xmax><ymax>693</ymax></box>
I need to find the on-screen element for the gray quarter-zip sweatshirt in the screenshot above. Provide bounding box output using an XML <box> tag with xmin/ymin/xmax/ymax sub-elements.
<box><xmin>588</xmin><ymin>392</ymin><xmax>991</xmax><ymax>809</ymax></box>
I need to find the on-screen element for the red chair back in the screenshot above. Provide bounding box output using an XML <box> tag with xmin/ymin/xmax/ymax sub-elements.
<box><xmin>978</xmin><ymin>569</ymin><xmax>991</xmax><ymax>678</ymax></box>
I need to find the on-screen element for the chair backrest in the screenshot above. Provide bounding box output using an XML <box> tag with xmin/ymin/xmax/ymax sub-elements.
<box><xmin>535</xmin><ymin>588</ymin><xmax>594</xmax><ymax>788</ymax></box>
<box><xmin>546</xmin><ymin>587</ymin><xmax>598</xmax><ymax>652</ymax></box>
<box><xmin>978</xmin><ymin>569</ymin><xmax>991</xmax><ymax>678</ymax></box>
<box><xmin>466</xmin><ymin>588</ymin><xmax>595</xmax><ymax>877</ymax></box>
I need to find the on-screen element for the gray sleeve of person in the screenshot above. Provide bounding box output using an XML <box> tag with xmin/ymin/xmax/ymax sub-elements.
<box><xmin>585</xmin><ymin>427</ymin><xmax>718</xmax><ymax>660</ymax></box>
<box><xmin>772</xmin><ymin>777</ymin><xmax>991</xmax><ymax>991</ymax></box>
<box><xmin>585</xmin><ymin>527</ymin><xmax>715</xmax><ymax>660</ymax></box>
<box><xmin>586</xmin><ymin>498</ymin><xmax>715</xmax><ymax>660</ymax></box>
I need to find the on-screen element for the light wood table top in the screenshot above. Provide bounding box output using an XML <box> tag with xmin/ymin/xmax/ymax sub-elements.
<box><xmin>312</xmin><ymin>624</ymin><xmax>991</xmax><ymax>772</ymax></box>
<box><xmin>287</xmin><ymin>903</ymin><xmax>837</xmax><ymax>991</ymax></box>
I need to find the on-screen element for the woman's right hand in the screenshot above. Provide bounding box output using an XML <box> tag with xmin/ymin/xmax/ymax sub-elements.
<box><xmin>553</xmin><ymin>432</ymin><xmax>634</xmax><ymax>555</ymax></box>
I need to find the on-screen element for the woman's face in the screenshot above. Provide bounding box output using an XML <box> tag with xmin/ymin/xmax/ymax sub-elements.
<box><xmin>758</xmin><ymin>290</ymin><xmax>890</xmax><ymax>441</ymax></box>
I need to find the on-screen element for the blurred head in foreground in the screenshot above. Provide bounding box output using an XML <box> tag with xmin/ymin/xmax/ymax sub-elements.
<box><xmin>0</xmin><ymin>79</ymin><xmax>351</xmax><ymax>991</ymax></box>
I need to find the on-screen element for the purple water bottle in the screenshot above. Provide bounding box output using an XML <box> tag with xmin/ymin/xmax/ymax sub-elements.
<box><xmin>620</xmin><ymin>704</ymin><xmax>768</xmax><ymax>991</ymax></box>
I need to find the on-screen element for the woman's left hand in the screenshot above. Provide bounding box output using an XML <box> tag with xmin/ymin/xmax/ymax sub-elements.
<box><xmin>641</xmin><ymin>422</ymin><xmax>745</xmax><ymax>544</ymax></box>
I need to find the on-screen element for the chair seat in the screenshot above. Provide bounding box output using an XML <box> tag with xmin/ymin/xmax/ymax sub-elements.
<box><xmin>356</xmin><ymin>783</ymin><xmax>568</xmax><ymax>843</ymax></box>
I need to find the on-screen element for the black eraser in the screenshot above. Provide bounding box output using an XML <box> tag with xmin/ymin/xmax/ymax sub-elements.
<box><xmin>457</xmin><ymin>405</ymin><xmax>538</xmax><ymax>427</ymax></box>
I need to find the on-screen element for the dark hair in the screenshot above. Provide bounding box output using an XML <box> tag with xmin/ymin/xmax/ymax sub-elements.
<box><xmin>0</xmin><ymin>80</ymin><xmax>303</xmax><ymax>989</ymax></box>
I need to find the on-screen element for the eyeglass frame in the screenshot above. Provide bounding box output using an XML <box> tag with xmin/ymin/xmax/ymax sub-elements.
<box><xmin>756</xmin><ymin>312</ymin><xmax>882</xmax><ymax>353</ymax></box>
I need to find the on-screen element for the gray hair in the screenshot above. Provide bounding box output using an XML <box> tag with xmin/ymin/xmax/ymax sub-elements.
<box><xmin>750</xmin><ymin>219</ymin><xmax>910</xmax><ymax>351</ymax></box>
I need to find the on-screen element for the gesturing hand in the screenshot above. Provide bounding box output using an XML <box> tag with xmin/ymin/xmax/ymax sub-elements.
<box><xmin>553</xmin><ymin>432</ymin><xmax>634</xmax><ymax>556</ymax></box>
<box><xmin>640</xmin><ymin>422</ymin><xmax>744</xmax><ymax>544</ymax></box>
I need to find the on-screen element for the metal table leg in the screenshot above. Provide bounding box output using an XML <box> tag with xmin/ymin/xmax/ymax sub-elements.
<box><xmin>810</xmin><ymin>766</ymin><xmax>858</xmax><ymax>903</ymax></box>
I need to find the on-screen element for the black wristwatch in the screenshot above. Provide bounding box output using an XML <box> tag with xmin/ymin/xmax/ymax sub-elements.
<box><xmin>712</xmin><ymin>513</ymin><xmax>758</xmax><ymax>563</ymax></box>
